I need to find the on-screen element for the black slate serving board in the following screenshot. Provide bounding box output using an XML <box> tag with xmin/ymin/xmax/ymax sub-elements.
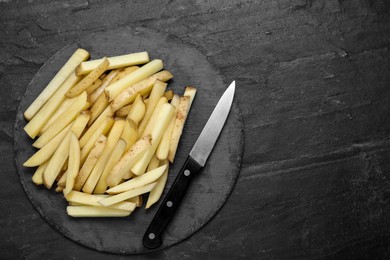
<box><xmin>14</xmin><ymin>27</ymin><xmax>243</xmax><ymax>254</ymax></box>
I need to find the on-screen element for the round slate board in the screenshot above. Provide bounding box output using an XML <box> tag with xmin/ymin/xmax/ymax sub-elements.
<box><xmin>14</xmin><ymin>27</ymin><xmax>243</xmax><ymax>254</ymax></box>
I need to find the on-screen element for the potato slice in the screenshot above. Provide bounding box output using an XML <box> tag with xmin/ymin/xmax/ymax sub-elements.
<box><xmin>105</xmin><ymin>59</ymin><xmax>163</xmax><ymax>101</ymax></box>
<box><xmin>110</xmin><ymin>70</ymin><xmax>173</xmax><ymax>111</ymax></box>
<box><xmin>106</xmin><ymin>164</ymin><xmax>166</xmax><ymax>194</ymax></box>
<box><xmin>66</xmin><ymin>58</ymin><xmax>109</xmax><ymax>98</ymax></box>
<box><xmin>74</xmin><ymin>135</ymin><xmax>107</xmax><ymax>191</ymax></box>
<box><xmin>24</xmin><ymin>48</ymin><xmax>89</xmax><ymax>120</ymax></box>
<box><xmin>127</xmin><ymin>94</ymin><xmax>145</xmax><ymax>125</ymax></box>
<box><xmin>66</xmin><ymin>191</ymin><xmax>136</xmax><ymax>211</ymax></box>
<box><xmin>94</xmin><ymin>138</ymin><xmax>127</xmax><ymax>194</ymax></box>
<box><xmin>76</xmin><ymin>52</ymin><xmax>149</xmax><ymax>75</ymax></box>
<box><xmin>146</xmin><ymin>160</ymin><xmax>169</xmax><ymax>209</ymax></box>
<box><xmin>131</xmin><ymin>103</ymin><xmax>175</xmax><ymax>176</ymax></box>
<box><xmin>99</xmin><ymin>182</ymin><xmax>157</xmax><ymax>207</ymax></box>
<box><xmin>106</xmin><ymin>134</ymin><xmax>152</xmax><ymax>187</ymax></box>
<box><xmin>156</xmin><ymin>94</ymin><xmax>180</xmax><ymax>160</ymax></box>
<box><xmin>32</xmin><ymin>160</ymin><xmax>49</xmax><ymax>185</ymax></box>
<box><xmin>67</xmin><ymin>206</ymin><xmax>132</xmax><ymax>217</ymax></box>
<box><xmin>138</xmin><ymin>80</ymin><xmax>167</xmax><ymax>136</ymax></box>
<box><xmin>63</xmin><ymin>132</ymin><xmax>80</xmax><ymax>197</ymax></box>
<box><xmin>82</xmin><ymin>119</ymin><xmax>126</xmax><ymax>194</ymax></box>
<box><xmin>89</xmin><ymin>69</ymin><xmax>120</xmax><ymax>104</ymax></box>
<box><xmin>33</xmin><ymin>91</ymin><xmax>88</xmax><ymax>148</ymax></box>
<box><xmin>24</xmin><ymin>71</ymin><xmax>81</xmax><ymax>138</ymax></box>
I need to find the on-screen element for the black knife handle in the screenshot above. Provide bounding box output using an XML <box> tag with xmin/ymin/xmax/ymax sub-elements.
<box><xmin>143</xmin><ymin>156</ymin><xmax>202</xmax><ymax>249</ymax></box>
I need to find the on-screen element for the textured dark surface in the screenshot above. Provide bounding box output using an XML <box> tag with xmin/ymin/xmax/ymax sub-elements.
<box><xmin>14</xmin><ymin>27</ymin><xmax>243</xmax><ymax>254</ymax></box>
<box><xmin>1</xmin><ymin>0</ymin><xmax>390</xmax><ymax>259</ymax></box>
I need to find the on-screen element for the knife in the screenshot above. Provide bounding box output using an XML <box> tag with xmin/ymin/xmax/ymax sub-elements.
<box><xmin>142</xmin><ymin>81</ymin><xmax>236</xmax><ymax>249</ymax></box>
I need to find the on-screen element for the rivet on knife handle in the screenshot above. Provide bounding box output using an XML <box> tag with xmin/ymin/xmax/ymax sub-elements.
<box><xmin>142</xmin><ymin>156</ymin><xmax>202</xmax><ymax>249</ymax></box>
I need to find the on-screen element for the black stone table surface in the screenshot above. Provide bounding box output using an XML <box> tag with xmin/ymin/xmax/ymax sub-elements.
<box><xmin>1</xmin><ymin>0</ymin><xmax>390</xmax><ymax>259</ymax></box>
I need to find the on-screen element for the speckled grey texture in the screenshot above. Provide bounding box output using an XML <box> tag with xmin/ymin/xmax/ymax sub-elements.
<box><xmin>14</xmin><ymin>27</ymin><xmax>243</xmax><ymax>254</ymax></box>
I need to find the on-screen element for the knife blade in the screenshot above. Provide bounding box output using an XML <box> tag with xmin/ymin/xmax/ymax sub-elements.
<box><xmin>142</xmin><ymin>81</ymin><xmax>236</xmax><ymax>249</ymax></box>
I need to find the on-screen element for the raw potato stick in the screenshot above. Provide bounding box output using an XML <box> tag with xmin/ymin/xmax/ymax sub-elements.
<box><xmin>76</xmin><ymin>52</ymin><xmax>149</xmax><ymax>75</ymax></box>
<box><xmin>43</xmin><ymin>131</ymin><xmax>72</xmax><ymax>189</ymax></box>
<box><xmin>106</xmin><ymin>135</ymin><xmax>152</xmax><ymax>187</ymax></box>
<box><xmin>109</xmin><ymin>66</ymin><xmax>139</xmax><ymax>84</ymax></box>
<box><xmin>82</xmin><ymin>119</ymin><xmax>126</xmax><ymax>194</ymax></box>
<box><xmin>79</xmin><ymin>106</ymin><xmax>114</xmax><ymax>147</ymax></box>
<box><xmin>33</xmin><ymin>91</ymin><xmax>89</xmax><ymax>148</ymax></box>
<box><xmin>115</xmin><ymin>104</ymin><xmax>132</xmax><ymax>117</ymax></box>
<box><xmin>32</xmin><ymin>160</ymin><xmax>49</xmax><ymax>185</ymax></box>
<box><xmin>105</xmin><ymin>59</ymin><xmax>163</xmax><ymax>101</ymax></box>
<box><xmin>67</xmin><ymin>206</ymin><xmax>132</xmax><ymax>217</ymax></box>
<box><xmin>156</xmin><ymin>94</ymin><xmax>180</xmax><ymax>160</ymax></box>
<box><xmin>88</xmin><ymin>92</ymin><xmax>109</xmax><ymax>126</ymax></box>
<box><xmin>110</xmin><ymin>70</ymin><xmax>173</xmax><ymax>111</ymax></box>
<box><xmin>131</xmin><ymin>103</ymin><xmax>175</xmax><ymax>175</ymax></box>
<box><xmin>167</xmin><ymin>87</ymin><xmax>196</xmax><ymax>162</ymax></box>
<box><xmin>80</xmin><ymin>116</ymin><xmax>114</xmax><ymax>164</ymax></box>
<box><xmin>24</xmin><ymin>111</ymin><xmax>90</xmax><ymax>167</ymax></box>
<box><xmin>127</xmin><ymin>94</ymin><xmax>145</xmax><ymax>125</ymax></box>
<box><xmin>168</xmin><ymin>96</ymin><xmax>191</xmax><ymax>163</ymax></box>
<box><xmin>121</xmin><ymin>119</ymin><xmax>138</xmax><ymax>151</ymax></box>
<box><xmin>63</xmin><ymin>132</ymin><xmax>80</xmax><ymax>197</ymax></box>
<box><xmin>24</xmin><ymin>71</ymin><xmax>81</xmax><ymax>138</ymax></box>
<box><xmin>146</xmin><ymin>152</ymin><xmax>160</xmax><ymax>172</ymax></box>
<box><xmin>99</xmin><ymin>182</ymin><xmax>157</xmax><ymax>207</ymax></box>
<box><xmin>74</xmin><ymin>135</ymin><xmax>107</xmax><ymax>191</ymax></box>
<box><xmin>24</xmin><ymin>124</ymin><xmax>72</xmax><ymax>167</ymax></box>
<box><xmin>142</xmin><ymin>96</ymin><xmax>168</xmax><ymax>138</ymax></box>
<box><xmin>138</xmin><ymin>80</ymin><xmax>167</xmax><ymax>137</ymax></box>
<box><xmin>164</xmin><ymin>89</ymin><xmax>174</xmax><ymax>101</ymax></box>
<box><xmin>90</xmin><ymin>69</ymin><xmax>120</xmax><ymax>104</ymax></box>
<box><xmin>24</xmin><ymin>48</ymin><xmax>89</xmax><ymax>120</ymax></box>
<box><xmin>40</xmin><ymin>96</ymin><xmax>77</xmax><ymax>135</ymax></box>
<box><xmin>67</xmin><ymin>58</ymin><xmax>109</xmax><ymax>98</ymax></box>
<box><xmin>94</xmin><ymin>138</ymin><xmax>127</xmax><ymax>193</ymax></box>
<box><xmin>57</xmin><ymin>170</ymin><xmax>67</xmax><ymax>188</ymax></box>
<box><xmin>106</xmin><ymin>164</ymin><xmax>166</xmax><ymax>194</ymax></box>
<box><xmin>127</xmin><ymin>196</ymin><xmax>142</xmax><ymax>207</ymax></box>
<box><xmin>85</xmin><ymin>78</ymin><xmax>102</xmax><ymax>95</ymax></box>
<box><xmin>146</xmin><ymin>160</ymin><xmax>169</xmax><ymax>209</ymax></box>
<box><xmin>66</xmin><ymin>191</ymin><xmax>136</xmax><ymax>211</ymax></box>
<box><xmin>42</xmin><ymin>112</ymin><xmax>90</xmax><ymax>189</ymax></box>
<box><xmin>183</xmin><ymin>86</ymin><xmax>197</xmax><ymax>105</ymax></box>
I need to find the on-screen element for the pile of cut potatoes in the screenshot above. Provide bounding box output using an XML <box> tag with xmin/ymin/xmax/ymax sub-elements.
<box><xmin>23</xmin><ymin>49</ymin><xmax>196</xmax><ymax>217</ymax></box>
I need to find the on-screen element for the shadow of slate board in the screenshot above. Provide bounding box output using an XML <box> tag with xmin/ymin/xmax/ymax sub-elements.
<box><xmin>13</xmin><ymin>27</ymin><xmax>243</xmax><ymax>254</ymax></box>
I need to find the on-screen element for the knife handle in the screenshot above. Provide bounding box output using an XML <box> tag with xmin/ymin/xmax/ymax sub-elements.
<box><xmin>143</xmin><ymin>156</ymin><xmax>202</xmax><ymax>249</ymax></box>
